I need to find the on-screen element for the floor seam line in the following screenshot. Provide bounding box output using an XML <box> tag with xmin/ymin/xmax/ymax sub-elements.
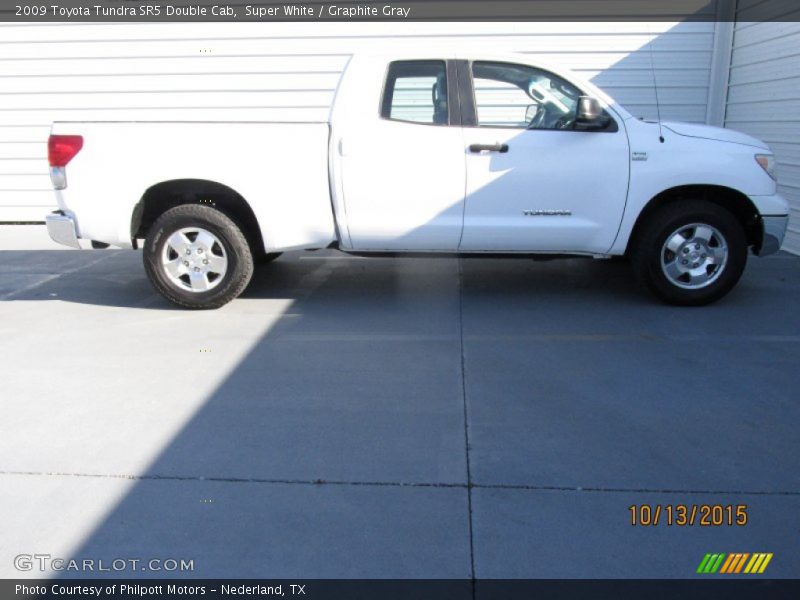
<box><xmin>458</xmin><ymin>257</ymin><xmax>477</xmax><ymax>597</ymax></box>
<box><xmin>1</xmin><ymin>471</ymin><xmax>798</xmax><ymax>496</ymax></box>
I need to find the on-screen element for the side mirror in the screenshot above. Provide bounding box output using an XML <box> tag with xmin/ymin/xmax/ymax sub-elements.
<box><xmin>575</xmin><ymin>96</ymin><xmax>610</xmax><ymax>130</ymax></box>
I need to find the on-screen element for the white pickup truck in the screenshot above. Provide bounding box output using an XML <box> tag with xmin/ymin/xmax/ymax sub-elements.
<box><xmin>46</xmin><ymin>51</ymin><xmax>789</xmax><ymax>309</ymax></box>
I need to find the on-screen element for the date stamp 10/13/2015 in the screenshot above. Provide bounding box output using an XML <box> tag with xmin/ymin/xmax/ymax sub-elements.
<box><xmin>629</xmin><ymin>504</ymin><xmax>749</xmax><ymax>527</ymax></box>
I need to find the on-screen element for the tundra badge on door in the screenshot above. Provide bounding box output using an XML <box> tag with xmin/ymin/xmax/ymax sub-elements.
<box><xmin>523</xmin><ymin>209</ymin><xmax>572</xmax><ymax>216</ymax></box>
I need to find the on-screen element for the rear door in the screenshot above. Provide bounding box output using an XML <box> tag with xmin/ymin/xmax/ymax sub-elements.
<box><xmin>458</xmin><ymin>60</ymin><xmax>630</xmax><ymax>254</ymax></box>
<box><xmin>338</xmin><ymin>59</ymin><xmax>466</xmax><ymax>251</ymax></box>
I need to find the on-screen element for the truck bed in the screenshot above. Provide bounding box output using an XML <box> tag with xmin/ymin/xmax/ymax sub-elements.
<box><xmin>51</xmin><ymin>121</ymin><xmax>337</xmax><ymax>251</ymax></box>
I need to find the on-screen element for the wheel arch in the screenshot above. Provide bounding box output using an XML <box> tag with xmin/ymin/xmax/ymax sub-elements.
<box><xmin>131</xmin><ymin>179</ymin><xmax>264</xmax><ymax>255</ymax></box>
<box><xmin>625</xmin><ymin>184</ymin><xmax>761</xmax><ymax>256</ymax></box>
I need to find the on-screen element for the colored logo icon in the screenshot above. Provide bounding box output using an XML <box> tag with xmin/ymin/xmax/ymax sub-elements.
<box><xmin>697</xmin><ymin>553</ymin><xmax>773</xmax><ymax>574</ymax></box>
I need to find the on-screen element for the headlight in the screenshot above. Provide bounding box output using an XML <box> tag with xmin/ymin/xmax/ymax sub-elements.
<box><xmin>755</xmin><ymin>154</ymin><xmax>776</xmax><ymax>180</ymax></box>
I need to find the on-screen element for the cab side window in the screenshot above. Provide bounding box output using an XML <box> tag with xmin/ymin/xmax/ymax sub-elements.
<box><xmin>381</xmin><ymin>61</ymin><xmax>449</xmax><ymax>126</ymax></box>
<box><xmin>471</xmin><ymin>61</ymin><xmax>584</xmax><ymax>130</ymax></box>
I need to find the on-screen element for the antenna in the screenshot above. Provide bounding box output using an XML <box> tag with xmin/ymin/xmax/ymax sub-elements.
<box><xmin>647</xmin><ymin>24</ymin><xmax>666</xmax><ymax>143</ymax></box>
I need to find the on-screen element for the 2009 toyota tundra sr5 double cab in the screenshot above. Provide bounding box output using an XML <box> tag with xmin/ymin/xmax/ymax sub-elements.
<box><xmin>46</xmin><ymin>51</ymin><xmax>789</xmax><ymax>309</ymax></box>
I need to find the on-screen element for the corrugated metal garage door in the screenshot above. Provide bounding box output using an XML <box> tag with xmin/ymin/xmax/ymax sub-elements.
<box><xmin>0</xmin><ymin>20</ymin><xmax>718</xmax><ymax>222</ymax></box>
<box><xmin>725</xmin><ymin>10</ymin><xmax>800</xmax><ymax>254</ymax></box>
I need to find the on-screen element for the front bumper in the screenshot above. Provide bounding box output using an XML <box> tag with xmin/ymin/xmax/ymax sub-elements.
<box><xmin>756</xmin><ymin>215</ymin><xmax>789</xmax><ymax>256</ymax></box>
<box><xmin>45</xmin><ymin>211</ymin><xmax>81</xmax><ymax>249</ymax></box>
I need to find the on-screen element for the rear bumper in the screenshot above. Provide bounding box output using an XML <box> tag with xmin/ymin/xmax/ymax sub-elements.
<box><xmin>756</xmin><ymin>215</ymin><xmax>789</xmax><ymax>256</ymax></box>
<box><xmin>45</xmin><ymin>211</ymin><xmax>81</xmax><ymax>249</ymax></box>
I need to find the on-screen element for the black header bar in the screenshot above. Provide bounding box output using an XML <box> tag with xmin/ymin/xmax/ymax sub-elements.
<box><xmin>1</xmin><ymin>0</ymin><xmax>798</xmax><ymax>23</ymax></box>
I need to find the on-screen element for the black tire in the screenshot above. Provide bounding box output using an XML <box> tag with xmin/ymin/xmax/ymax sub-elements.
<box><xmin>630</xmin><ymin>200</ymin><xmax>747</xmax><ymax>306</ymax></box>
<box><xmin>143</xmin><ymin>204</ymin><xmax>254</xmax><ymax>309</ymax></box>
<box><xmin>254</xmin><ymin>251</ymin><xmax>283</xmax><ymax>265</ymax></box>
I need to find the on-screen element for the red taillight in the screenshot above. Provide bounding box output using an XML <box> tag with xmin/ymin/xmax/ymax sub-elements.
<box><xmin>48</xmin><ymin>135</ymin><xmax>83</xmax><ymax>167</ymax></box>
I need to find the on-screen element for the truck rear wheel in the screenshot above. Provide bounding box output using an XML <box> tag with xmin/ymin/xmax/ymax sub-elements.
<box><xmin>143</xmin><ymin>204</ymin><xmax>254</xmax><ymax>309</ymax></box>
<box><xmin>630</xmin><ymin>200</ymin><xmax>747</xmax><ymax>306</ymax></box>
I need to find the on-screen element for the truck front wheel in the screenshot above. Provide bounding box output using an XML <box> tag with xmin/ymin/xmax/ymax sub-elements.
<box><xmin>143</xmin><ymin>204</ymin><xmax>254</xmax><ymax>309</ymax></box>
<box><xmin>631</xmin><ymin>200</ymin><xmax>747</xmax><ymax>306</ymax></box>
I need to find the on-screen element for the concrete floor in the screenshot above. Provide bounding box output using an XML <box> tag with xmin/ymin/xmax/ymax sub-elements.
<box><xmin>1</xmin><ymin>225</ymin><xmax>799</xmax><ymax>580</ymax></box>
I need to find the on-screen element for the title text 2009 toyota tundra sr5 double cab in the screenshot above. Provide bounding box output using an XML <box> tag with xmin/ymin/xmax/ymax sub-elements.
<box><xmin>46</xmin><ymin>51</ymin><xmax>789</xmax><ymax>308</ymax></box>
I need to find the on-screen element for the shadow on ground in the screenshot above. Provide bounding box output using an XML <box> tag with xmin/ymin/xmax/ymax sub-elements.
<box><xmin>2</xmin><ymin>250</ymin><xmax>799</xmax><ymax>580</ymax></box>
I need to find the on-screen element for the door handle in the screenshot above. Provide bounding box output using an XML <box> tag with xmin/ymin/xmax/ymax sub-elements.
<box><xmin>469</xmin><ymin>143</ymin><xmax>509</xmax><ymax>153</ymax></box>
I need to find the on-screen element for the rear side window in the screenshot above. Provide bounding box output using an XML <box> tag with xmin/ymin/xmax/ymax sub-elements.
<box><xmin>381</xmin><ymin>61</ymin><xmax>449</xmax><ymax>125</ymax></box>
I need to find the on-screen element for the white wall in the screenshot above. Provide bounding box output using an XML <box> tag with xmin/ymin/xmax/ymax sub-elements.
<box><xmin>725</xmin><ymin>16</ymin><xmax>800</xmax><ymax>255</ymax></box>
<box><xmin>0</xmin><ymin>21</ymin><xmax>717</xmax><ymax>221</ymax></box>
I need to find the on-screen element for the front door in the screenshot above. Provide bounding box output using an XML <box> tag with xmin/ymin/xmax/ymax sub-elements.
<box><xmin>458</xmin><ymin>60</ymin><xmax>630</xmax><ymax>254</ymax></box>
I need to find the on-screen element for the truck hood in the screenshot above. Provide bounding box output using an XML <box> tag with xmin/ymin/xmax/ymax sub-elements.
<box><xmin>662</xmin><ymin>121</ymin><xmax>769</xmax><ymax>150</ymax></box>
